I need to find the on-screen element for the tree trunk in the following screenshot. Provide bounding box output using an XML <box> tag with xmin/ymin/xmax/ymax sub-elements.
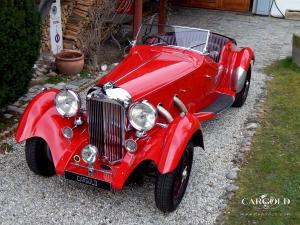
<box><xmin>293</xmin><ymin>33</ymin><xmax>300</xmax><ymax>67</ymax></box>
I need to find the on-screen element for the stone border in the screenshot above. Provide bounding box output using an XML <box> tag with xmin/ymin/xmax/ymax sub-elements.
<box><xmin>214</xmin><ymin>75</ymin><xmax>272</xmax><ymax>225</ymax></box>
<box><xmin>0</xmin><ymin>124</ymin><xmax>18</xmax><ymax>141</ymax></box>
<box><xmin>293</xmin><ymin>33</ymin><xmax>300</xmax><ymax>67</ymax></box>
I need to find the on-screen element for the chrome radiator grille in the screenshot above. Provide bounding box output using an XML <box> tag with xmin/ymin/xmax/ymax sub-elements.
<box><xmin>87</xmin><ymin>97</ymin><xmax>126</xmax><ymax>163</ymax></box>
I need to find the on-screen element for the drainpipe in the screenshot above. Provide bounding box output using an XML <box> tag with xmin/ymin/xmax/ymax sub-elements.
<box><xmin>39</xmin><ymin>0</ymin><xmax>54</xmax><ymax>18</ymax></box>
<box><xmin>252</xmin><ymin>0</ymin><xmax>258</xmax><ymax>14</ymax></box>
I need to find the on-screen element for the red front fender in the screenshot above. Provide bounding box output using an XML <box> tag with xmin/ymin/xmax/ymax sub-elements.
<box><xmin>158</xmin><ymin>113</ymin><xmax>202</xmax><ymax>174</ymax></box>
<box><xmin>16</xmin><ymin>89</ymin><xmax>59</xmax><ymax>142</ymax></box>
<box><xmin>15</xmin><ymin>89</ymin><xmax>88</xmax><ymax>172</ymax></box>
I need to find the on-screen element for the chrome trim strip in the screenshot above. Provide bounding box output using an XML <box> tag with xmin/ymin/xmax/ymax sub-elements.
<box><xmin>173</xmin><ymin>25</ymin><xmax>210</xmax><ymax>33</ymax></box>
<box><xmin>70</xmin><ymin>162</ymin><xmax>112</xmax><ymax>175</ymax></box>
<box><xmin>113</xmin><ymin>53</ymin><xmax>161</xmax><ymax>84</ymax></box>
<box><xmin>204</xmin><ymin>30</ymin><xmax>211</xmax><ymax>53</ymax></box>
<box><xmin>142</xmin><ymin>24</ymin><xmax>210</xmax><ymax>33</ymax></box>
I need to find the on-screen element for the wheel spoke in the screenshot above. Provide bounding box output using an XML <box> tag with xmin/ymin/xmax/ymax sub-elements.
<box><xmin>174</xmin><ymin>150</ymin><xmax>190</xmax><ymax>199</ymax></box>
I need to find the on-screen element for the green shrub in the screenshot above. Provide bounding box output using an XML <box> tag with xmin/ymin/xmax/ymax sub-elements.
<box><xmin>0</xmin><ymin>0</ymin><xmax>41</xmax><ymax>107</ymax></box>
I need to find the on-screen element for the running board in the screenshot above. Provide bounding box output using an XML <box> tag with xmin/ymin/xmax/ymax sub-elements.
<box><xmin>194</xmin><ymin>93</ymin><xmax>234</xmax><ymax>121</ymax></box>
<box><xmin>200</xmin><ymin>93</ymin><xmax>234</xmax><ymax>114</ymax></box>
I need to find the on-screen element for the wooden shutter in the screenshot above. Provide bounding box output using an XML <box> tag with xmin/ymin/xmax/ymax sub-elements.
<box><xmin>219</xmin><ymin>0</ymin><xmax>251</xmax><ymax>12</ymax></box>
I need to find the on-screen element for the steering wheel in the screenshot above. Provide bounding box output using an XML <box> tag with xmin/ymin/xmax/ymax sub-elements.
<box><xmin>143</xmin><ymin>35</ymin><xmax>170</xmax><ymax>45</ymax></box>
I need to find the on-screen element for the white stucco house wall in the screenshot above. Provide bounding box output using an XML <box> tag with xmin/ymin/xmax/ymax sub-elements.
<box><xmin>271</xmin><ymin>0</ymin><xmax>300</xmax><ymax>17</ymax></box>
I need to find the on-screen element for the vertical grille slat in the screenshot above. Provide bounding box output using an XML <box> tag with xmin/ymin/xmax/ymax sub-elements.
<box><xmin>87</xmin><ymin>97</ymin><xmax>125</xmax><ymax>163</ymax></box>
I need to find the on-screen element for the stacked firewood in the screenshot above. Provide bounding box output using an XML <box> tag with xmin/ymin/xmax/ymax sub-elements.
<box><xmin>80</xmin><ymin>0</ymin><xmax>119</xmax><ymax>59</ymax></box>
<box><xmin>41</xmin><ymin>14</ymin><xmax>50</xmax><ymax>52</ymax></box>
<box><xmin>61</xmin><ymin>0</ymin><xmax>76</xmax><ymax>32</ymax></box>
<box><xmin>41</xmin><ymin>0</ymin><xmax>114</xmax><ymax>52</ymax></box>
<box><xmin>40</xmin><ymin>0</ymin><xmax>122</xmax><ymax>61</ymax></box>
<box><xmin>63</xmin><ymin>0</ymin><xmax>96</xmax><ymax>49</ymax></box>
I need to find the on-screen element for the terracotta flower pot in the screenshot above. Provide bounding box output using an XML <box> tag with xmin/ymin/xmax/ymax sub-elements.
<box><xmin>55</xmin><ymin>50</ymin><xmax>84</xmax><ymax>75</ymax></box>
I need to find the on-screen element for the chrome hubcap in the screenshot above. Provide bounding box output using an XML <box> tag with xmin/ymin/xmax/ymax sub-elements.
<box><xmin>243</xmin><ymin>80</ymin><xmax>250</xmax><ymax>99</ymax></box>
<box><xmin>181</xmin><ymin>166</ymin><xmax>188</xmax><ymax>183</ymax></box>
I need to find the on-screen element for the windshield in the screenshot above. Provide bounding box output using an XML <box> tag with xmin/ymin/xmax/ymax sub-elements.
<box><xmin>136</xmin><ymin>24</ymin><xmax>210</xmax><ymax>53</ymax></box>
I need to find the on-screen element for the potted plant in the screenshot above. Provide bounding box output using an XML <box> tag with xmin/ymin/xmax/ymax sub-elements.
<box><xmin>55</xmin><ymin>50</ymin><xmax>84</xmax><ymax>75</ymax></box>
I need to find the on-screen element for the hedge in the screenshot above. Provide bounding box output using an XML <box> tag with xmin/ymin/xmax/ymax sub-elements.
<box><xmin>0</xmin><ymin>0</ymin><xmax>41</xmax><ymax>108</ymax></box>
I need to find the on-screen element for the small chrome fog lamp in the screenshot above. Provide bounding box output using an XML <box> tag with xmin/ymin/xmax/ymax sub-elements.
<box><xmin>125</xmin><ymin>139</ymin><xmax>137</xmax><ymax>153</ymax></box>
<box><xmin>81</xmin><ymin>145</ymin><xmax>98</xmax><ymax>165</ymax></box>
<box><xmin>62</xmin><ymin>127</ymin><xmax>73</xmax><ymax>139</ymax></box>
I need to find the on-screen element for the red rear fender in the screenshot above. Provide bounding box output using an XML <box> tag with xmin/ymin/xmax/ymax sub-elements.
<box><xmin>236</xmin><ymin>47</ymin><xmax>255</xmax><ymax>70</ymax></box>
<box><xmin>231</xmin><ymin>47</ymin><xmax>255</xmax><ymax>93</ymax></box>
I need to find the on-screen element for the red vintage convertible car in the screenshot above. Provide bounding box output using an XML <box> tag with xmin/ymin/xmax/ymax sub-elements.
<box><xmin>16</xmin><ymin>25</ymin><xmax>254</xmax><ymax>212</ymax></box>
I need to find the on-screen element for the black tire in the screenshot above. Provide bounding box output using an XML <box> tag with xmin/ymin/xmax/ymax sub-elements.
<box><xmin>232</xmin><ymin>66</ymin><xmax>252</xmax><ymax>107</ymax></box>
<box><xmin>155</xmin><ymin>142</ymin><xmax>194</xmax><ymax>212</ymax></box>
<box><xmin>25</xmin><ymin>137</ymin><xmax>55</xmax><ymax>177</ymax></box>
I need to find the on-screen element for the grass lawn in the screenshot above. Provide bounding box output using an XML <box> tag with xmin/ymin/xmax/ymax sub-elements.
<box><xmin>224</xmin><ymin>58</ymin><xmax>300</xmax><ymax>225</ymax></box>
<box><xmin>45</xmin><ymin>71</ymin><xmax>92</xmax><ymax>84</ymax></box>
<box><xmin>45</xmin><ymin>75</ymin><xmax>66</xmax><ymax>84</ymax></box>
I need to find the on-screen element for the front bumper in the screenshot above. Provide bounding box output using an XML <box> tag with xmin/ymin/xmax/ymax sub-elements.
<box><xmin>63</xmin><ymin>150</ymin><xmax>128</xmax><ymax>190</ymax></box>
<box><xmin>65</xmin><ymin>171</ymin><xmax>111</xmax><ymax>190</ymax></box>
<box><xmin>58</xmin><ymin>127</ymin><xmax>166</xmax><ymax>190</ymax></box>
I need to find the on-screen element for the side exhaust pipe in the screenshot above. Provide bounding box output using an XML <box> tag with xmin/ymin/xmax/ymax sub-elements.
<box><xmin>157</xmin><ymin>104</ymin><xmax>173</xmax><ymax>123</ymax></box>
<box><xmin>174</xmin><ymin>95</ymin><xmax>188</xmax><ymax>113</ymax></box>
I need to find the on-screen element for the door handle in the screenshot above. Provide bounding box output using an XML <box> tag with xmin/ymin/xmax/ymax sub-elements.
<box><xmin>205</xmin><ymin>75</ymin><xmax>212</xmax><ymax>79</ymax></box>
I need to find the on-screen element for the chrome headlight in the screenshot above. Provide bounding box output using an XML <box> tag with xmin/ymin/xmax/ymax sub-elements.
<box><xmin>55</xmin><ymin>89</ymin><xmax>80</xmax><ymax>117</ymax></box>
<box><xmin>128</xmin><ymin>101</ymin><xmax>157</xmax><ymax>131</ymax></box>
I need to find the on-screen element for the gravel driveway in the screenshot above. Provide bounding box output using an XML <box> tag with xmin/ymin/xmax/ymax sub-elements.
<box><xmin>1</xmin><ymin>8</ymin><xmax>299</xmax><ymax>225</ymax></box>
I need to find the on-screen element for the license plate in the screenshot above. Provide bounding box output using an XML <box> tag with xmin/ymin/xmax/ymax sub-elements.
<box><xmin>65</xmin><ymin>171</ymin><xmax>111</xmax><ymax>191</ymax></box>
